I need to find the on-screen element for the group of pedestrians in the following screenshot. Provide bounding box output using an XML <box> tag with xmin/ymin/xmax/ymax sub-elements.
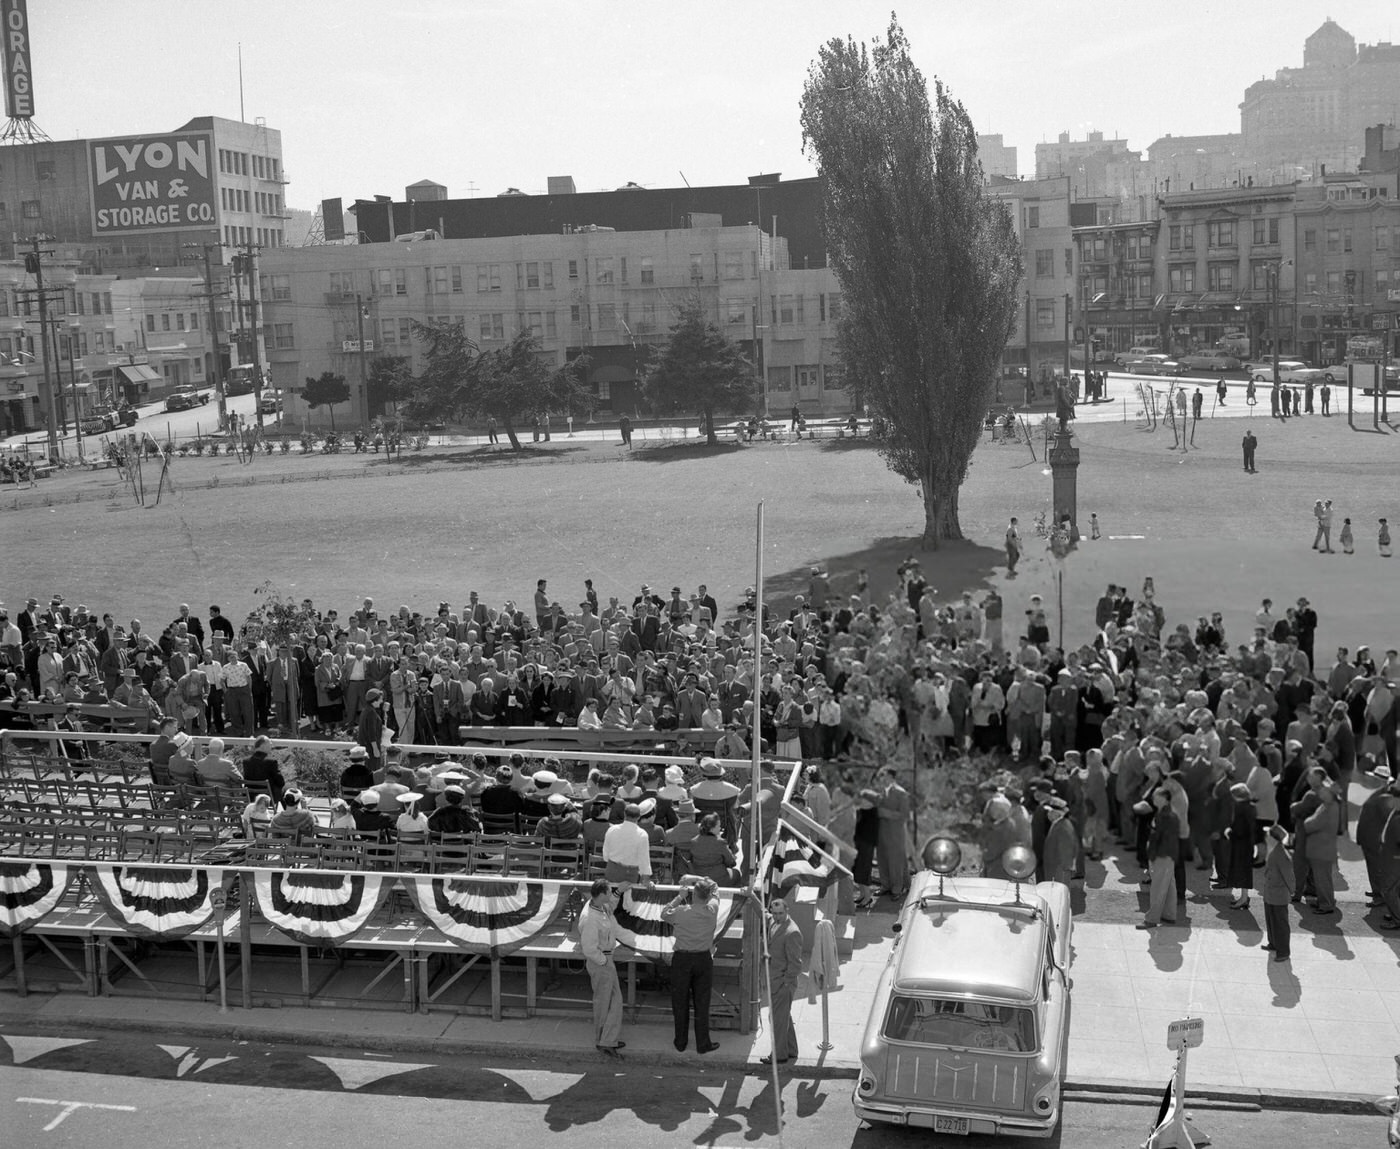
<box><xmin>1308</xmin><ymin>498</ymin><xmax>1392</xmax><ymax>556</ymax></box>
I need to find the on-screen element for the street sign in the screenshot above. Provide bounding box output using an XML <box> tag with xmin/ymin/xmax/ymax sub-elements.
<box><xmin>342</xmin><ymin>340</ymin><xmax>375</xmax><ymax>353</ymax></box>
<box><xmin>1166</xmin><ymin>1017</ymin><xmax>1204</xmax><ymax>1050</ymax></box>
<box><xmin>209</xmin><ymin>887</ymin><xmax>227</xmax><ymax>910</ymax></box>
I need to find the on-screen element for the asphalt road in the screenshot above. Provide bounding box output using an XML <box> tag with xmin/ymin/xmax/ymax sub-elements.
<box><xmin>0</xmin><ymin>1029</ymin><xmax>1385</xmax><ymax>1148</ymax></box>
<box><xmin>3</xmin><ymin>392</ymin><xmax>271</xmax><ymax>454</ymax></box>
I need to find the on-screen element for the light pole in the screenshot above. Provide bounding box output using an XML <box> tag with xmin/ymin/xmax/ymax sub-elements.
<box><xmin>183</xmin><ymin>241</ymin><xmax>228</xmax><ymax>428</ymax></box>
<box><xmin>66</xmin><ymin>321</ymin><xmax>84</xmax><ymax>462</ymax></box>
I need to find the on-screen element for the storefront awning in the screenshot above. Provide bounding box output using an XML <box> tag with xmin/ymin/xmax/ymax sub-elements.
<box><xmin>117</xmin><ymin>365</ymin><xmax>162</xmax><ymax>385</ymax></box>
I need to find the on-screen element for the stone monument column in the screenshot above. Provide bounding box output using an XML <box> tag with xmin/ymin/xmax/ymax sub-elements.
<box><xmin>1048</xmin><ymin>427</ymin><xmax>1080</xmax><ymax>543</ymax></box>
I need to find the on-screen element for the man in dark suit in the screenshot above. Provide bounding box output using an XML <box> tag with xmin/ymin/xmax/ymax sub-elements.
<box><xmin>17</xmin><ymin>598</ymin><xmax>41</xmax><ymax>647</ymax></box>
<box><xmin>472</xmin><ymin>677</ymin><xmax>501</xmax><ymax>726</ymax></box>
<box><xmin>717</xmin><ymin>667</ymin><xmax>749</xmax><ymax>725</ymax></box>
<box><xmin>633</xmin><ymin>605</ymin><xmax>660</xmax><ymax>654</ymax></box>
<box><xmin>268</xmin><ymin>646</ymin><xmax>301</xmax><ymax>731</ymax></box>
<box><xmin>676</xmin><ymin>674</ymin><xmax>707</xmax><ymax>727</ymax></box>
<box><xmin>696</xmin><ymin>585</ymin><xmax>719</xmax><ymax>627</ymax></box>
<box><xmin>176</xmin><ymin>605</ymin><xmax>205</xmax><ymax>648</ymax></box>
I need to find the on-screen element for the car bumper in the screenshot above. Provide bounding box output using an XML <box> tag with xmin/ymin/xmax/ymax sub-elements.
<box><xmin>853</xmin><ymin>1097</ymin><xmax>1059</xmax><ymax>1138</ymax></box>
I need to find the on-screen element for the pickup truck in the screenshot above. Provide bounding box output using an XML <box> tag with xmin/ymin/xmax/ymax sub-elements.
<box><xmin>164</xmin><ymin>387</ymin><xmax>212</xmax><ymax>412</ymax></box>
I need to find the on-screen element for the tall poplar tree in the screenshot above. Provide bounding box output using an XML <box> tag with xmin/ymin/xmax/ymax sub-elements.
<box><xmin>800</xmin><ymin>18</ymin><xmax>1023</xmax><ymax>546</ymax></box>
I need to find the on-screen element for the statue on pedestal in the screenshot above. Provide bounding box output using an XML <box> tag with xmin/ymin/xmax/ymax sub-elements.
<box><xmin>1054</xmin><ymin>380</ymin><xmax>1075</xmax><ymax>434</ymax></box>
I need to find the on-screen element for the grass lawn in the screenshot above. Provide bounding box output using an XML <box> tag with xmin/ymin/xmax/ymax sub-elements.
<box><xmin>5</xmin><ymin>411</ymin><xmax>1398</xmax><ymax>659</ymax></box>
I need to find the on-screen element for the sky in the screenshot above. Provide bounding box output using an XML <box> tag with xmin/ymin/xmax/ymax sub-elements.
<box><xmin>29</xmin><ymin>1</ymin><xmax>1400</xmax><ymax>210</ymax></box>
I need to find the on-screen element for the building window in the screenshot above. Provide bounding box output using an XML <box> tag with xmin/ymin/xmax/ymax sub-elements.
<box><xmin>190</xmin><ymin>312</ymin><xmax>198</xmax><ymax>329</ymax></box>
<box><xmin>1326</xmin><ymin>271</ymin><xmax>1341</xmax><ymax>294</ymax></box>
<box><xmin>477</xmin><ymin>264</ymin><xmax>501</xmax><ymax>292</ymax></box>
<box><xmin>822</xmin><ymin>364</ymin><xmax>846</xmax><ymax>391</ymax></box>
<box><xmin>375</xmin><ymin>268</ymin><xmax>406</xmax><ymax>296</ymax></box>
<box><xmin>1182</xmin><ymin>226</ymin><xmax>1194</xmax><ymax>251</ymax></box>
<box><xmin>479</xmin><ymin>313</ymin><xmax>504</xmax><ymax>341</ymax></box>
<box><xmin>1206</xmin><ymin>219</ymin><xmax>1235</xmax><ymax>248</ymax></box>
<box><xmin>1304</xmin><ymin>229</ymin><xmax>1316</xmax><ymax>251</ymax></box>
<box><xmin>380</xmin><ymin>319</ymin><xmax>398</xmax><ymax>345</ymax></box>
<box><xmin>272</xmin><ymin>323</ymin><xmax>294</xmax><ymax>349</ymax></box>
<box><xmin>570</xmin><ymin>304</ymin><xmax>581</xmax><ymax>323</ymax></box>
<box><xmin>1026</xmin><ymin>206</ymin><xmax>1039</xmax><ymax>229</ymax></box>
<box><xmin>639</xmin><ymin>303</ymin><xmax>658</xmax><ymax>333</ymax></box>
<box><xmin>689</xmin><ymin>253</ymin><xmax>704</xmax><ymax>281</ymax></box>
<box><xmin>1378</xmin><ymin>227</ymin><xmax>1391</xmax><ymax>252</ymax></box>
<box><xmin>517</xmin><ymin>261</ymin><xmax>542</xmax><ymax>290</ymax></box>
<box><xmin>270</xmin><ymin>274</ymin><xmax>291</xmax><ymax>301</ymax></box>
<box><xmin>22</xmin><ymin>199</ymin><xmax>40</xmax><ymax>218</ymax></box>
<box><xmin>1304</xmin><ymin>272</ymin><xmax>1318</xmax><ymax>294</ymax></box>
<box><xmin>619</xmin><ymin>257</ymin><xmax>628</xmax><ymax>283</ymax></box>
<box><xmin>541</xmin><ymin>262</ymin><xmax>554</xmax><ymax>288</ymax></box>
<box><xmin>161</xmin><ymin>313</ymin><xmax>170</xmax><ymax>331</ymax></box>
<box><xmin>176</xmin><ymin>313</ymin><xmax>185</xmax><ymax>331</ymax></box>
<box><xmin>1326</xmin><ymin>229</ymin><xmax>1340</xmax><ymax>253</ymax></box>
<box><xmin>568</xmin><ymin>260</ymin><xmax>579</xmax><ymax>281</ymax></box>
<box><xmin>519</xmin><ymin>311</ymin><xmax>552</xmax><ymax>338</ymax></box>
<box><xmin>796</xmin><ymin>365</ymin><xmax>820</xmax><ymax>390</ymax></box>
<box><xmin>1207</xmin><ymin>263</ymin><xmax>1234</xmax><ymax>292</ymax></box>
<box><xmin>430</xmin><ymin>265</ymin><xmax>460</xmax><ymax>294</ymax></box>
<box><xmin>767</xmin><ymin>365</ymin><xmax>792</xmax><ymax>391</ymax></box>
<box><xmin>725</xmin><ymin>298</ymin><xmax>747</xmax><ymax>326</ymax></box>
<box><xmin>1251</xmin><ymin>263</ymin><xmax>1271</xmax><ymax>291</ymax></box>
<box><xmin>1035</xmin><ymin>300</ymin><xmax>1055</xmax><ymax>331</ymax></box>
<box><xmin>1168</xmin><ymin>225</ymin><xmax>1180</xmax><ymax>252</ymax></box>
<box><xmin>772</xmin><ymin>294</ymin><xmax>804</xmax><ymax>325</ymax></box>
<box><xmin>1343</xmin><ymin>229</ymin><xmax>1352</xmax><ymax>253</ymax></box>
<box><xmin>1091</xmin><ymin>237</ymin><xmax>1107</xmax><ymax>260</ymax></box>
<box><xmin>596</xmin><ymin>304</ymin><xmax>616</xmax><ymax>329</ymax></box>
<box><xmin>594</xmin><ymin>257</ymin><xmax>613</xmax><ymax>285</ymax></box>
<box><xmin>1035</xmin><ymin>249</ymin><xmax>1054</xmax><ymax>278</ymax></box>
<box><xmin>1065</xmin><ymin>246</ymin><xmax>1074</xmax><ymax>276</ymax></box>
<box><xmin>723</xmin><ymin>251</ymin><xmax>745</xmax><ymax>279</ymax></box>
<box><xmin>640</xmin><ymin>257</ymin><xmax>654</xmax><ymax>284</ymax></box>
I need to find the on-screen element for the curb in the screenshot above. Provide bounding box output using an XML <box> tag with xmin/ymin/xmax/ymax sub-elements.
<box><xmin>1</xmin><ymin>1010</ymin><xmax>1380</xmax><ymax>1114</ymax></box>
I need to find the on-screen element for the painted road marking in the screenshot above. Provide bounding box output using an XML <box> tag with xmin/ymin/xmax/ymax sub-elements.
<box><xmin>2</xmin><ymin>1035</ymin><xmax>95</xmax><ymax>1065</ymax></box>
<box><xmin>309</xmin><ymin>1055</ymin><xmax>437</xmax><ymax>1091</ymax></box>
<box><xmin>1107</xmin><ymin>534</ymin><xmax>1146</xmax><ymax>539</ymax></box>
<box><xmin>16</xmin><ymin>1097</ymin><xmax>136</xmax><ymax>1132</ymax></box>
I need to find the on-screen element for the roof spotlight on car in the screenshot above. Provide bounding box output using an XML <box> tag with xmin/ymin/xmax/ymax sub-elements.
<box><xmin>1002</xmin><ymin>845</ymin><xmax>1038</xmax><ymax>904</ymax></box>
<box><xmin>922</xmin><ymin>837</ymin><xmax>962</xmax><ymax>894</ymax></box>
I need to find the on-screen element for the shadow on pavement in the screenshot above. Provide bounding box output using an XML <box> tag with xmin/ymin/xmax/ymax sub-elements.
<box><xmin>629</xmin><ymin>442</ymin><xmax>745</xmax><ymax>464</ymax></box>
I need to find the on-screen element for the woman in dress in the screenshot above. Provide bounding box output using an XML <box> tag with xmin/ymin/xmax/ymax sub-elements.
<box><xmin>314</xmin><ymin>651</ymin><xmax>343</xmax><ymax>731</ymax></box>
<box><xmin>683</xmin><ymin>814</ymin><xmax>739</xmax><ymax>886</ymax></box>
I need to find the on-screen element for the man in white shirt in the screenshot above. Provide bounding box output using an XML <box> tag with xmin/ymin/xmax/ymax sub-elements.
<box><xmin>222</xmin><ymin>653</ymin><xmax>254</xmax><ymax>737</ymax></box>
<box><xmin>602</xmin><ymin>804</ymin><xmax>653</xmax><ymax>887</ymax></box>
<box><xmin>198</xmin><ymin>649</ymin><xmax>226</xmax><ymax>735</ymax></box>
<box><xmin>344</xmin><ymin>644</ymin><xmax>370</xmax><ymax>730</ymax></box>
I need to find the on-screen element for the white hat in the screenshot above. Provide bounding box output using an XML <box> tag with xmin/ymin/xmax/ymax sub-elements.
<box><xmin>637</xmin><ymin>798</ymin><xmax>656</xmax><ymax>817</ymax></box>
<box><xmin>357</xmin><ymin>791</ymin><xmax>379</xmax><ymax>805</ymax></box>
<box><xmin>399</xmin><ymin>792</ymin><xmax>424</xmax><ymax>803</ymax></box>
<box><xmin>546</xmin><ymin>792</ymin><xmax>570</xmax><ymax>808</ymax></box>
<box><xmin>172</xmin><ymin>732</ymin><xmax>192</xmax><ymax>749</ymax></box>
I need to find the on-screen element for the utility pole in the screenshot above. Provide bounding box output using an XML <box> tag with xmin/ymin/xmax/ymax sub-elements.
<box><xmin>240</xmin><ymin>238</ymin><xmax>265</xmax><ymax>431</ymax></box>
<box><xmin>185</xmin><ymin>242</ymin><xmax>227</xmax><ymax>428</ymax></box>
<box><xmin>65</xmin><ymin>323</ymin><xmax>84</xmax><ymax>462</ymax></box>
<box><xmin>355</xmin><ymin>293</ymin><xmax>370</xmax><ymax>427</ymax></box>
<box><xmin>23</xmin><ymin>236</ymin><xmax>58</xmax><ymax>457</ymax></box>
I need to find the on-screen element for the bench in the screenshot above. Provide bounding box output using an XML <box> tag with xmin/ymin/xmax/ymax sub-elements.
<box><xmin>83</xmin><ymin>458</ymin><xmax>118</xmax><ymax>472</ymax></box>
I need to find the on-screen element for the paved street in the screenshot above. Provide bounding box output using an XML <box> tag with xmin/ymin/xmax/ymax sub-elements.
<box><xmin>0</xmin><ymin>1032</ymin><xmax>1386</xmax><ymax>1149</ymax></box>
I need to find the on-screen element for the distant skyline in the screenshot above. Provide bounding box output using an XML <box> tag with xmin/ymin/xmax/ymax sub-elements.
<box><xmin>30</xmin><ymin>1</ymin><xmax>1400</xmax><ymax>209</ymax></box>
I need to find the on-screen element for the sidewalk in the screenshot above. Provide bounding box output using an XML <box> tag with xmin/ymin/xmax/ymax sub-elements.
<box><xmin>3</xmin><ymin>900</ymin><xmax>1394</xmax><ymax>1110</ymax></box>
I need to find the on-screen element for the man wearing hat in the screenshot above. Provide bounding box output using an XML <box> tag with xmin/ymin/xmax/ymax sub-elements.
<box><xmin>111</xmin><ymin>666</ymin><xmax>141</xmax><ymax>707</ymax></box>
<box><xmin>1223</xmin><ymin>781</ymin><xmax>1257</xmax><ymax>909</ymax></box>
<box><xmin>603</xmin><ymin>804</ymin><xmax>652</xmax><ymax>887</ymax></box>
<box><xmin>1041</xmin><ymin>796</ymin><xmax>1077</xmax><ymax>886</ymax></box>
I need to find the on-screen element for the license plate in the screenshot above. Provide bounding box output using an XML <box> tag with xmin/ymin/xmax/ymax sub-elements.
<box><xmin>934</xmin><ymin>1116</ymin><xmax>969</xmax><ymax>1136</ymax></box>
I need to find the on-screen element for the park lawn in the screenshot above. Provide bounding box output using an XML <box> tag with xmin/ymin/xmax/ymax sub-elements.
<box><xmin>4</xmin><ymin>411</ymin><xmax>1397</xmax><ymax>660</ymax></box>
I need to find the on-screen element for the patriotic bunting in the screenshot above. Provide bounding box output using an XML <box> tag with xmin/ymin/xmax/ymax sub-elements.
<box><xmin>0</xmin><ymin>860</ymin><xmax>71</xmax><ymax>936</ymax></box>
<box><xmin>253</xmin><ymin>869</ymin><xmax>387</xmax><ymax>947</ymax></box>
<box><xmin>404</xmin><ymin>876</ymin><xmax>566</xmax><ymax>955</ymax></box>
<box><xmin>87</xmin><ymin>865</ymin><xmax>225</xmax><ymax>940</ymax></box>
<box><xmin>614</xmin><ymin>885</ymin><xmax>742</xmax><ymax>958</ymax></box>
<box><xmin>766</xmin><ymin>821</ymin><xmax>842</xmax><ymax>895</ymax></box>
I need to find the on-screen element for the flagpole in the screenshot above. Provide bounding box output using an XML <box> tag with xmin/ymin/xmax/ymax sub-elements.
<box><xmin>751</xmin><ymin>500</ymin><xmax>785</xmax><ymax>1145</ymax></box>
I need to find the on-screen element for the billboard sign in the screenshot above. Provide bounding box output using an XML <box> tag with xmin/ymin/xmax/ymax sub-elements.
<box><xmin>88</xmin><ymin>131</ymin><xmax>218</xmax><ymax>235</ymax></box>
<box><xmin>322</xmin><ymin>197</ymin><xmax>345</xmax><ymax>242</ymax></box>
<box><xmin>2</xmin><ymin>0</ymin><xmax>33</xmax><ymax>118</ymax></box>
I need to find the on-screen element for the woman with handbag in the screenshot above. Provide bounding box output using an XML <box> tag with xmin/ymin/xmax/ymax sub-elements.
<box><xmin>314</xmin><ymin>651</ymin><xmax>343</xmax><ymax>731</ymax></box>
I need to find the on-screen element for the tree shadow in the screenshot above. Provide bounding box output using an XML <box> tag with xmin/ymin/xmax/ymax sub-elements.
<box><xmin>630</xmin><ymin>442</ymin><xmax>746</xmax><ymax>464</ymax></box>
<box><xmin>370</xmin><ymin>445</ymin><xmax>588</xmax><ymax>468</ymax></box>
<box><xmin>765</xmin><ymin>536</ymin><xmax>1006</xmax><ymax>617</ymax></box>
<box><xmin>816</xmin><ymin>437</ymin><xmax>879</xmax><ymax>453</ymax></box>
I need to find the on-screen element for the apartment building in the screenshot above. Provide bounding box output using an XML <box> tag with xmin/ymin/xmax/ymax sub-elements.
<box><xmin>258</xmin><ymin>224</ymin><xmax>850</xmax><ymax>429</ymax></box>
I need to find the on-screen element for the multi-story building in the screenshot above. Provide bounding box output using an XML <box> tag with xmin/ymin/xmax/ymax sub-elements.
<box><xmin>976</xmin><ymin>134</ymin><xmax>1018</xmax><ymax>180</ymax></box>
<box><xmin>1144</xmin><ymin>133</ymin><xmax>1251</xmax><ymax>196</ymax></box>
<box><xmin>1035</xmin><ymin>131</ymin><xmax>1141</xmax><ymax>201</ymax></box>
<box><xmin>0</xmin><ymin>265</ymin><xmax>197</xmax><ymax>437</ymax></box>
<box><xmin>1240</xmin><ymin>19</ymin><xmax>1400</xmax><ymax>178</ymax></box>
<box><xmin>258</xmin><ymin>224</ymin><xmax>850</xmax><ymax>429</ymax></box>
<box><xmin>1072</xmin><ymin>219</ymin><xmax>1162</xmax><ymax>360</ymax></box>
<box><xmin>0</xmin><ymin>115</ymin><xmax>287</xmax><ymax>272</ymax></box>
<box><xmin>1293</xmin><ymin>173</ymin><xmax>1400</xmax><ymax>364</ymax></box>
<box><xmin>988</xmin><ymin>176</ymin><xmax>1076</xmax><ymax>383</ymax></box>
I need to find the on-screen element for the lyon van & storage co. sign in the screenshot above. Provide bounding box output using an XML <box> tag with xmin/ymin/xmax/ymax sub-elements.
<box><xmin>88</xmin><ymin>131</ymin><xmax>218</xmax><ymax>235</ymax></box>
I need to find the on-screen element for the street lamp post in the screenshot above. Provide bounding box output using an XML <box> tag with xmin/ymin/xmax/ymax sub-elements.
<box><xmin>66</xmin><ymin>321</ymin><xmax>84</xmax><ymax>462</ymax></box>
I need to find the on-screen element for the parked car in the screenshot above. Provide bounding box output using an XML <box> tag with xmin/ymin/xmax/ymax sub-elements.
<box><xmin>163</xmin><ymin>386</ymin><xmax>211</xmax><ymax>412</ymax></box>
<box><xmin>1178</xmin><ymin>349</ymin><xmax>1242</xmax><ymax>372</ymax></box>
<box><xmin>1275</xmin><ymin>365</ymin><xmax>1325</xmax><ymax>385</ymax></box>
<box><xmin>1114</xmin><ymin>345</ymin><xmax>1161</xmax><ymax>367</ymax></box>
<box><xmin>854</xmin><ymin>841</ymin><xmax>1071</xmax><ymax>1139</ymax></box>
<box><xmin>258</xmin><ymin>393</ymin><xmax>282</xmax><ymax>416</ymax></box>
<box><xmin>1126</xmin><ymin>354</ymin><xmax>1185</xmax><ymax>376</ymax></box>
<box><xmin>1246</xmin><ymin>358</ymin><xmax>1306</xmax><ymax>381</ymax></box>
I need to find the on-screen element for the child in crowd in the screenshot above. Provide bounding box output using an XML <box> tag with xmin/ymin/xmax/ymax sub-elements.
<box><xmin>1339</xmin><ymin>518</ymin><xmax>1353</xmax><ymax>554</ymax></box>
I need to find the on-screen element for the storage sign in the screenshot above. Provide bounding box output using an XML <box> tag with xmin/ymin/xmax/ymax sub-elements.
<box><xmin>88</xmin><ymin>131</ymin><xmax>218</xmax><ymax>235</ymax></box>
<box><xmin>2</xmin><ymin>0</ymin><xmax>33</xmax><ymax>118</ymax></box>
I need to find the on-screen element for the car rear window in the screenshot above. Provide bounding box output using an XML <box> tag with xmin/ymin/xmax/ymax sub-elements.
<box><xmin>883</xmin><ymin>996</ymin><xmax>1036</xmax><ymax>1052</ymax></box>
